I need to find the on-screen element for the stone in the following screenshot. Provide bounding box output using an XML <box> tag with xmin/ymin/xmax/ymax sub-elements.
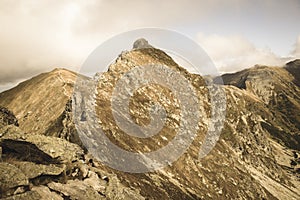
<box><xmin>31</xmin><ymin>186</ymin><xmax>63</xmax><ymax>200</ymax></box>
<box><xmin>11</xmin><ymin>161</ymin><xmax>64</xmax><ymax>179</ymax></box>
<box><xmin>0</xmin><ymin>163</ymin><xmax>28</xmax><ymax>197</ymax></box>
<box><xmin>48</xmin><ymin>179</ymin><xmax>105</xmax><ymax>200</ymax></box>
<box><xmin>83</xmin><ymin>171</ymin><xmax>106</xmax><ymax>193</ymax></box>
<box><xmin>1</xmin><ymin>133</ymin><xmax>84</xmax><ymax>163</ymax></box>
<box><xmin>0</xmin><ymin>106</ymin><xmax>19</xmax><ymax>128</ymax></box>
<box><xmin>133</xmin><ymin>38</ymin><xmax>153</xmax><ymax>49</ymax></box>
<box><xmin>1</xmin><ymin>191</ymin><xmax>41</xmax><ymax>200</ymax></box>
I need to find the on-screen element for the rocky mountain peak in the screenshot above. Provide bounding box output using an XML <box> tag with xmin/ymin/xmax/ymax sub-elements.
<box><xmin>110</xmin><ymin>39</ymin><xmax>206</xmax><ymax>88</ymax></box>
<box><xmin>132</xmin><ymin>38</ymin><xmax>153</xmax><ymax>49</ymax></box>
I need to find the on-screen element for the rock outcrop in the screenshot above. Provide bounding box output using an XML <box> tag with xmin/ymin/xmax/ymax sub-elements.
<box><xmin>0</xmin><ymin>107</ymin><xmax>18</xmax><ymax>127</ymax></box>
<box><xmin>0</xmin><ymin>107</ymin><xmax>144</xmax><ymax>199</ymax></box>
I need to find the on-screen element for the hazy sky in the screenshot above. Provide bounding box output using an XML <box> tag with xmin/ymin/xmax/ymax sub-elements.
<box><xmin>1</xmin><ymin>0</ymin><xmax>300</xmax><ymax>91</ymax></box>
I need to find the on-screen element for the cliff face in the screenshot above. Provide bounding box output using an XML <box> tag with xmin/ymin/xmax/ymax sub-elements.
<box><xmin>0</xmin><ymin>42</ymin><xmax>299</xmax><ymax>199</ymax></box>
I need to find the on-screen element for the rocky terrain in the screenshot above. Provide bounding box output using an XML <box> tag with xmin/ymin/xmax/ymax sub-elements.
<box><xmin>0</xmin><ymin>40</ymin><xmax>299</xmax><ymax>199</ymax></box>
<box><xmin>221</xmin><ymin>60</ymin><xmax>300</xmax><ymax>150</ymax></box>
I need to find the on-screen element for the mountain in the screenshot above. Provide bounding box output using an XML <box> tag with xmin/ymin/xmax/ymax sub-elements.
<box><xmin>285</xmin><ymin>59</ymin><xmax>300</xmax><ymax>87</ymax></box>
<box><xmin>0</xmin><ymin>40</ymin><xmax>299</xmax><ymax>199</ymax></box>
<box><xmin>220</xmin><ymin>62</ymin><xmax>300</xmax><ymax>150</ymax></box>
<box><xmin>0</xmin><ymin>68</ymin><xmax>86</xmax><ymax>146</ymax></box>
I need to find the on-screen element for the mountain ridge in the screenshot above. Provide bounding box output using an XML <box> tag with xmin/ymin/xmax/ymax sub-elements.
<box><xmin>220</xmin><ymin>62</ymin><xmax>300</xmax><ymax>151</ymax></box>
<box><xmin>0</xmin><ymin>43</ymin><xmax>299</xmax><ymax>199</ymax></box>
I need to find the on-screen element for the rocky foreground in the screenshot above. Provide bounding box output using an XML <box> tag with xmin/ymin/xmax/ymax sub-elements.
<box><xmin>0</xmin><ymin>41</ymin><xmax>299</xmax><ymax>199</ymax></box>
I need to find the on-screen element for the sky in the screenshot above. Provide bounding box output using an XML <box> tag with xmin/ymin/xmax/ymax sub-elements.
<box><xmin>0</xmin><ymin>0</ymin><xmax>300</xmax><ymax>91</ymax></box>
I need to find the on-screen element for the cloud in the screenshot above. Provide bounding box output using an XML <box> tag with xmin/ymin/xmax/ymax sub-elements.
<box><xmin>197</xmin><ymin>33</ymin><xmax>285</xmax><ymax>73</ymax></box>
<box><xmin>0</xmin><ymin>0</ymin><xmax>226</xmax><ymax>85</ymax></box>
<box><xmin>0</xmin><ymin>1</ymin><xmax>87</xmax><ymax>84</ymax></box>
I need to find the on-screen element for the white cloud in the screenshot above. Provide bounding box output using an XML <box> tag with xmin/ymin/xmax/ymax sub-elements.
<box><xmin>0</xmin><ymin>0</ymin><xmax>224</xmax><ymax>84</ymax></box>
<box><xmin>197</xmin><ymin>33</ymin><xmax>285</xmax><ymax>73</ymax></box>
<box><xmin>0</xmin><ymin>1</ymin><xmax>91</xmax><ymax>84</ymax></box>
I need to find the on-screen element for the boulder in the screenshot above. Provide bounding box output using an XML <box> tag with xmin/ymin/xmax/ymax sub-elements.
<box><xmin>48</xmin><ymin>179</ymin><xmax>105</xmax><ymax>200</ymax></box>
<box><xmin>0</xmin><ymin>163</ymin><xmax>29</xmax><ymax>198</ymax></box>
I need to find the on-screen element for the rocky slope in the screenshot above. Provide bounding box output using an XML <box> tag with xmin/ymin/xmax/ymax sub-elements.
<box><xmin>0</xmin><ymin>68</ymin><xmax>85</xmax><ymax>146</ymax></box>
<box><xmin>0</xmin><ymin>106</ymin><xmax>144</xmax><ymax>199</ymax></box>
<box><xmin>220</xmin><ymin>61</ymin><xmax>300</xmax><ymax>150</ymax></box>
<box><xmin>0</xmin><ymin>40</ymin><xmax>299</xmax><ymax>199</ymax></box>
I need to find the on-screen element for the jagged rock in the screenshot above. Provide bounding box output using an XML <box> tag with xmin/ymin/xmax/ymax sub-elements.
<box><xmin>0</xmin><ymin>163</ymin><xmax>29</xmax><ymax>198</ymax></box>
<box><xmin>1</xmin><ymin>133</ymin><xmax>84</xmax><ymax>163</ymax></box>
<box><xmin>93</xmin><ymin>46</ymin><xmax>206</xmax><ymax>155</ymax></box>
<box><xmin>0</xmin><ymin>191</ymin><xmax>41</xmax><ymax>200</ymax></box>
<box><xmin>83</xmin><ymin>171</ymin><xmax>107</xmax><ymax>194</ymax></box>
<box><xmin>31</xmin><ymin>186</ymin><xmax>63</xmax><ymax>200</ymax></box>
<box><xmin>0</xmin><ymin>106</ymin><xmax>18</xmax><ymax>128</ymax></box>
<box><xmin>48</xmin><ymin>180</ymin><xmax>105</xmax><ymax>200</ymax></box>
<box><xmin>105</xmin><ymin>175</ymin><xmax>145</xmax><ymax>200</ymax></box>
<box><xmin>1</xmin><ymin>139</ymin><xmax>61</xmax><ymax>164</ymax></box>
<box><xmin>45</xmin><ymin>99</ymin><xmax>84</xmax><ymax>148</ymax></box>
<box><xmin>10</xmin><ymin>161</ymin><xmax>64</xmax><ymax>179</ymax></box>
<box><xmin>0</xmin><ymin>124</ymin><xmax>22</xmax><ymax>139</ymax></box>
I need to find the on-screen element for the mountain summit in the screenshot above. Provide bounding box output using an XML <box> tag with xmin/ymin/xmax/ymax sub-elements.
<box><xmin>132</xmin><ymin>38</ymin><xmax>153</xmax><ymax>49</ymax></box>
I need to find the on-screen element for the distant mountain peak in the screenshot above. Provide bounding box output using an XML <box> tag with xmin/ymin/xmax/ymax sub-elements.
<box><xmin>285</xmin><ymin>59</ymin><xmax>300</xmax><ymax>87</ymax></box>
<box><xmin>286</xmin><ymin>59</ymin><xmax>300</xmax><ymax>68</ymax></box>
